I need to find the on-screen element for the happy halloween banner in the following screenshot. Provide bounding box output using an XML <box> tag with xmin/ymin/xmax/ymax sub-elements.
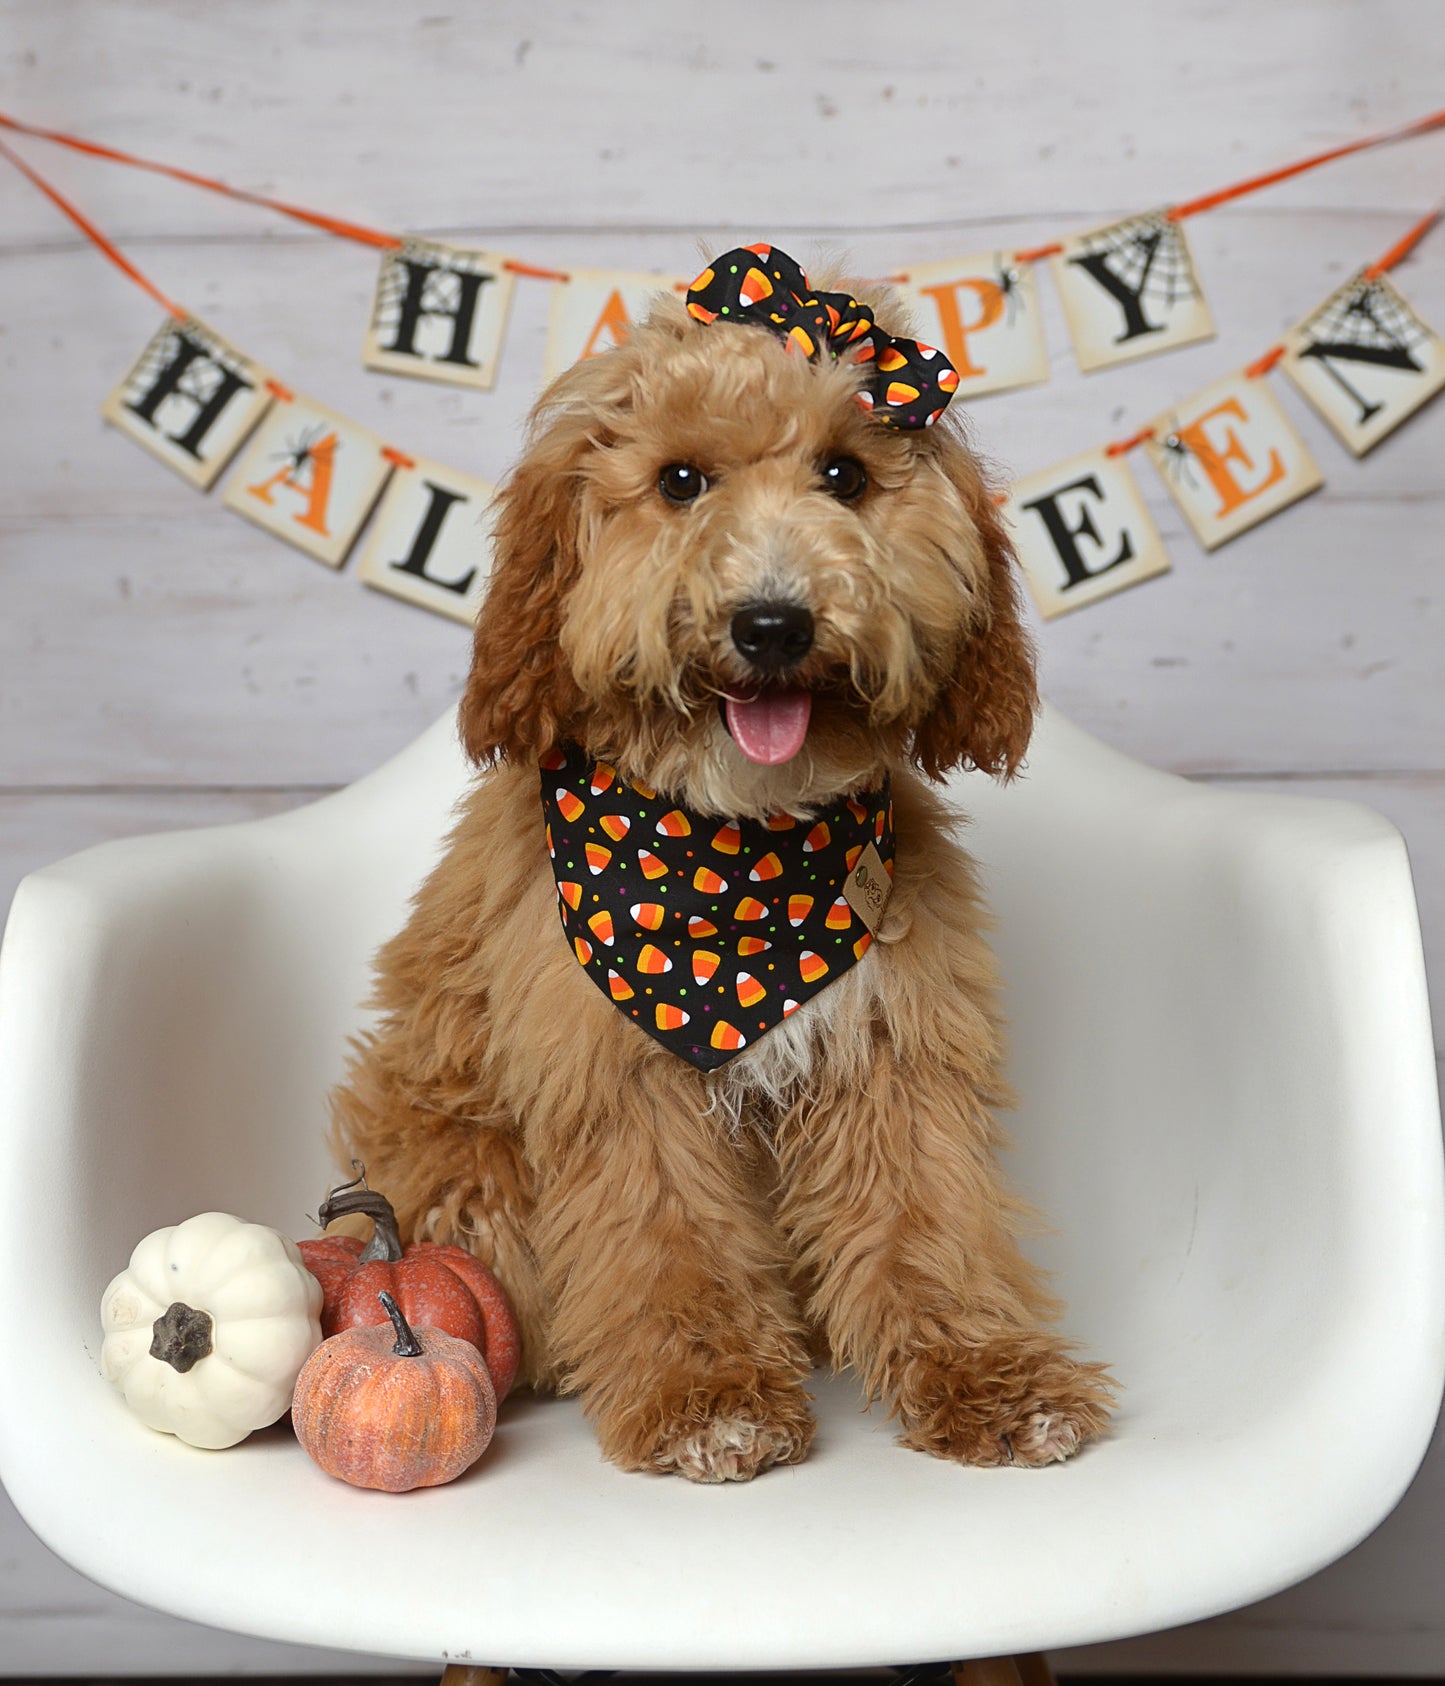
<box><xmin>3</xmin><ymin>107</ymin><xmax>1444</xmax><ymax>622</ymax></box>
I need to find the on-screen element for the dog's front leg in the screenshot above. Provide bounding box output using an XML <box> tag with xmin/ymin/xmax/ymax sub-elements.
<box><xmin>774</xmin><ymin>1036</ymin><xmax>1114</xmax><ymax>1467</ymax></box>
<box><xmin>527</xmin><ymin>1057</ymin><xmax>815</xmax><ymax>1482</ymax></box>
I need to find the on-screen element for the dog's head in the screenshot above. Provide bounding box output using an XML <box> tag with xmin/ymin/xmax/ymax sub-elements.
<box><xmin>459</xmin><ymin>256</ymin><xmax>1036</xmax><ymax>816</ymax></box>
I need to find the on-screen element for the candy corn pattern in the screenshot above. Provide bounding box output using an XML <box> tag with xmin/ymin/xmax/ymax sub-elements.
<box><xmin>685</xmin><ymin>244</ymin><xmax>959</xmax><ymax>431</ymax></box>
<box><xmin>539</xmin><ymin>742</ymin><xmax>893</xmax><ymax>1070</ymax></box>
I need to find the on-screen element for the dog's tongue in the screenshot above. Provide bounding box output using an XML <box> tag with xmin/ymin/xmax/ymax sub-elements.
<box><xmin>725</xmin><ymin>689</ymin><xmax>812</xmax><ymax>765</ymax></box>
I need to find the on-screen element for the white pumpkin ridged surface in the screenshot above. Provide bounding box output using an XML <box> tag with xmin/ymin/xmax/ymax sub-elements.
<box><xmin>101</xmin><ymin>1212</ymin><xmax>323</xmax><ymax>1449</ymax></box>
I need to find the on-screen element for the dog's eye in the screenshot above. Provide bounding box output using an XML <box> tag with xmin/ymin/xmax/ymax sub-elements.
<box><xmin>822</xmin><ymin>456</ymin><xmax>868</xmax><ymax>501</ymax></box>
<box><xmin>659</xmin><ymin>463</ymin><xmax>708</xmax><ymax>504</ymax></box>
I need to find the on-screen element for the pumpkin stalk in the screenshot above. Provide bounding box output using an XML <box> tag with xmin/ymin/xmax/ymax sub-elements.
<box><xmin>315</xmin><ymin>1180</ymin><xmax>405</xmax><ymax>1264</ymax></box>
<box><xmin>377</xmin><ymin>1290</ymin><xmax>425</xmax><ymax>1358</ymax></box>
<box><xmin>149</xmin><ymin>1300</ymin><xmax>214</xmax><ymax>1373</ymax></box>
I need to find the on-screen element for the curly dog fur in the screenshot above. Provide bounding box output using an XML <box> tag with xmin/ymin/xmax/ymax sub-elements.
<box><xmin>329</xmin><ymin>274</ymin><xmax>1114</xmax><ymax>1482</ymax></box>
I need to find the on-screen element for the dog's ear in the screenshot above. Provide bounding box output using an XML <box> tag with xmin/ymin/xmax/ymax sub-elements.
<box><xmin>459</xmin><ymin>360</ymin><xmax>623</xmax><ymax>768</ymax></box>
<box><xmin>909</xmin><ymin>432</ymin><xmax>1038</xmax><ymax>783</ymax></box>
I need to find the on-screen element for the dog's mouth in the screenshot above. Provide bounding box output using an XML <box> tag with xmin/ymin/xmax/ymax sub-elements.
<box><xmin>720</xmin><ymin>688</ymin><xmax>813</xmax><ymax>766</ymax></box>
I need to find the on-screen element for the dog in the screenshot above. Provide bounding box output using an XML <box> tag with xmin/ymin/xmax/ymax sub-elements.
<box><xmin>329</xmin><ymin>245</ymin><xmax>1114</xmax><ymax>1483</ymax></box>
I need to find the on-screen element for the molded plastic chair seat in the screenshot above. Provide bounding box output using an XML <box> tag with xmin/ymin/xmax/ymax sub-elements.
<box><xmin>0</xmin><ymin>707</ymin><xmax>1440</xmax><ymax>1674</ymax></box>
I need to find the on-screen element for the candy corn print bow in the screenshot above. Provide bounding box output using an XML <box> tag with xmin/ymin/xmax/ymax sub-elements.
<box><xmin>686</xmin><ymin>243</ymin><xmax>960</xmax><ymax>429</ymax></box>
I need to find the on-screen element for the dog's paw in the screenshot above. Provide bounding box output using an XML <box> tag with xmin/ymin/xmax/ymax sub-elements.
<box><xmin>630</xmin><ymin>1386</ymin><xmax>815</xmax><ymax>1484</ymax></box>
<box><xmin>652</xmin><ymin>1409</ymin><xmax>813</xmax><ymax>1483</ymax></box>
<box><xmin>895</xmin><ymin>1335</ymin><xmax>1115</xmax><ymax>1469</ymax></box>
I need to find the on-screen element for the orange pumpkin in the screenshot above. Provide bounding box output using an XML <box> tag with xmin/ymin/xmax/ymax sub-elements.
<box><xmin>297</xmin><ymin>1174</ymin><xmax>520</xmax><ymax>1401</ymax></box>
<box><xmin>292</xmin><ymin>1291</ymin><xmax>496</xmax><ymax>1492</ymax></box>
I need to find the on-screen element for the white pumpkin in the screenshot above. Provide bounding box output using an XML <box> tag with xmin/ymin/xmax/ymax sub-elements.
<box><xmin>101</xmin><ymin>1211</ymin><xmax>323</xmax><ymax>1450</ymax></box>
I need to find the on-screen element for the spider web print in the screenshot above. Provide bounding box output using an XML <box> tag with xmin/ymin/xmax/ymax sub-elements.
<box><xmin>1298</xmin><ymin>272</ymin><xmax>1434</xmax><ymax>358</ymax></box>
<box><xmin>1075</xmin><ymin>211</ymin><xmax>1203</xmax><ymax>311</ymax></box>
<box><xmin>370</xmin><ymin>238</ymin><xmax>494</xmax><ymax>337</ymax></box>
<box><xmin>121</xmin><ymin>317</ymin><xmax>252</xmax><ymax>411</ymax></box>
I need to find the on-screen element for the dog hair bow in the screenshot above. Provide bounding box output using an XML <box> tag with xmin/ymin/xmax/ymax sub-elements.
<box><xmin>686</xmin><ymin>243</ymin><xmax>959</xmax><ymax>430</ymax></box>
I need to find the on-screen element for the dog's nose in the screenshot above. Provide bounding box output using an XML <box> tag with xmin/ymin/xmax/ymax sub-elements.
<box><xmin>730</xmin><ymin>602</ymin><xmax>814</xmax><ymax>673</ymax></box>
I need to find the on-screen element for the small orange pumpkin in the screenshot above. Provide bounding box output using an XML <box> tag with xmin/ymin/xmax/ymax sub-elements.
<box><xmin>292</xmin><ymin>1291</ymin><xmax>496</xmax><ymax>1492</ymax></box>
<box><xmin>297</xmin><ymin>1173</ymin><xmax>520</xmax><ymax>1401</ymax></box>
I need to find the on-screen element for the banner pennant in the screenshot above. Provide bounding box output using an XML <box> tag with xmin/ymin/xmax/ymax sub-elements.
<box><xmin>356</xmin><ymin>452</ymin><xmax>499</xmax><ymax>624</ymax></box>
<box><xmin>101</xmin><ymin>314</ymin><xmax>276</xmax><ymax>491</ymax></box>
<box><xmin>543</xmin><ymin>268</ymin><xmax>688</xmax><ymax>382</ymax></box>
<box><xmin>898</xmin><ymin>253</ymin><xmax>1050</xmax><ymax>398</ymax></box>
<box><xmin>1281</xmin><ymin>267</ymin><xmax>1445</xmax><ymax>457</ymax></box>
<box><xmin>1002</xmin><ymin>446</ymin><xmax>1171</xmax><ymax>619</ymax></box>
<box><xmin>222</xmin><ymin>389</ymin><xmax>395</xmax><ymax>568</ymax></box>
<box><xmin>362</xmin><ymin>238</ymin><xmax>517</xmax><ymax>390</ymax></box>
<box><xmin>1141</xmin><ymin>368</ymin><xmax>1324</xmax><ymax>551</ymax></box>
<box><xmin>1052</xmin><ymin>209</ymin><xmax>1215</xmax><ymax>373</ymax></box>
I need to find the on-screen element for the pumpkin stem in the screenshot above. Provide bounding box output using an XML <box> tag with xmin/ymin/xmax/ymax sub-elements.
<box><xmin>316</xmin><ymin>1181</ymin><xmax>405</xmax><ymax>1264</ymax></box>
<box><xmin>377</xmin><ymin>1290</ymin><xmax>426</xmax><ymax>1358</ymax></box>
<box><xmin>150</xmin><ymin>1301</ymin><xmax>214</xmax><ymax>1373</ymax></box>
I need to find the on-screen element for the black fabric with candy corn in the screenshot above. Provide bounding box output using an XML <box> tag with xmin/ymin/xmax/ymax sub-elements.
<box><xmin>540</xmin><ymin>742</ymin><xmax>895</xmax><ymax>1071</ymax></box>
<box><xmin>685</xmin><ymin>242</ymin><xmax>960</xmax><ymax>430</ymax></box>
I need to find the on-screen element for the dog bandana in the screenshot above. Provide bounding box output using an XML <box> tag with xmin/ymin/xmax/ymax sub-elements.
<box><xmin>540</xmin><ymin>742</ymin><xmax>895</xmax><ymax>1071</ymax></box>
<box><xmin>686</xmin><ymin>243</ymin><xmax>960</xmax><ymax>430</ymax></box>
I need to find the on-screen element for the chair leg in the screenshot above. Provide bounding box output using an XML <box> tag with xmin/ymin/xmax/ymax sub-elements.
<box><xmin>952</xmin><ymin>1655</ymin><xmax>1055</xmax><ymax>1686</ymax></box>
<box><xmin>439</xmin><ymin>1667</ymin><xmax>507</xmax><ymax>1686</ymax></box>
<box><xmin>1017</xmin><ymin>1657</ymin><xmax>1058</xmax><ymax>1686</ymax></box>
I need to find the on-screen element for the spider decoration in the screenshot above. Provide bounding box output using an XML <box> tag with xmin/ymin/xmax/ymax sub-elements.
<box><xmin>991</xmin><ymin>253</ymin><xmax>1026</xmax><ymax>327</ymax></box>
<box><xmin>1155</xmin><ymin>418</ymin><xmax>1198</xmax><ymax>490</ymax></box>
<box><xmin>272</xmin><ymin>423</ymin><xmax>331</xmax><ymax>478</ymax></box>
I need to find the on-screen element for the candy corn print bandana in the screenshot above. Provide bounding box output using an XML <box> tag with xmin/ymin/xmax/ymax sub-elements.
<box><xmin>540</xmin><ymin>742</ymin><xmax>895</xmax><ymax>1071</ymax></box>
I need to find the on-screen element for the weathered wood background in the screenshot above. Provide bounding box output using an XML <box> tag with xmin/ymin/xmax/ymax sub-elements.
<box><xmin>1</xmin><ymin>0</ymin><xmax>1441</xmax><ymax>1674</ymax></box>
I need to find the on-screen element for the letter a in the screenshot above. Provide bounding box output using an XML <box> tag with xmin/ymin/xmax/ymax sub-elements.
<box><xmin>581</xmin><ymin>290</ymin><xmax>635</xmax><ymax>359</ymax></box>
<box><xmin>245</xmin><ymin>432</ymin><xmax>337</xmax><ymax>535</ymax></box>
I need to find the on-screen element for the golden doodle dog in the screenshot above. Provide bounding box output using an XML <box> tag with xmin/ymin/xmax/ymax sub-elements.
<box><xmin>330</xmin><ymin>244</ymin><xmax>1114</xmax><ymax>1483</ymax></box>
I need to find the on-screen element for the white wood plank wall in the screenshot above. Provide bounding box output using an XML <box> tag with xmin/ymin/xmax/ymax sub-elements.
<box><xmin>1</xmin><ymin>0</ymin><xmax>1441</xmax><ymax>1674</ymax></box>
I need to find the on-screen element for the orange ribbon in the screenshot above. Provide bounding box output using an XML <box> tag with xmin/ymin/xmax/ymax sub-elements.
<box><xmin>0</xmin><ymin>109</ymin><xmax>401</xmax><ymax>250</ymax></box>
<box><xmin>0</xmin><ymin>134</ymin><xmax>185</xmax><ymax>318</ymax></box>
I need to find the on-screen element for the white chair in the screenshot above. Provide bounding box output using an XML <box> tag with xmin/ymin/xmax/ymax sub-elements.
<box><xmin>0</xmin><ymin>705</ymin><xmax>1440</xmax><ymax>1682</ymax></box>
